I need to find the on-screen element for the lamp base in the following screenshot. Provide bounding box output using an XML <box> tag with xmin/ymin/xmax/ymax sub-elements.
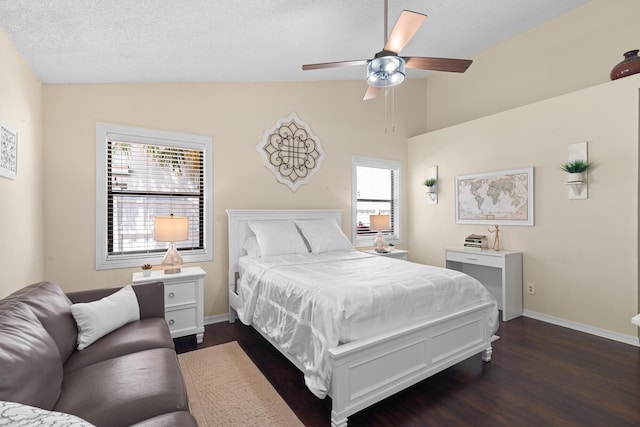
<box><xmin>161</xmin><ymin>242</ymin><xmax>183</xmax><ymax>275</ymax></box>
<box><xmin>373</xmin><ymin>231</ymin><xmax>387</xmax><ymax>253</ymax></box>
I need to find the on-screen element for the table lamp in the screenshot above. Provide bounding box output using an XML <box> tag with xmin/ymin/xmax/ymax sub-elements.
<box><xmin>369</xmin><ymin>214</ymin><xmax>390</xmax><ymax>253</ymax></box>
<box><xmin>154</xmin><ymin>214</ymin><xmax>189</xmax><ymax>274</ymax></box>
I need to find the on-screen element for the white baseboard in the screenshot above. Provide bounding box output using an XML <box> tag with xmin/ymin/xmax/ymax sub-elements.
<box><xmin>523</xmin><ymin>310</ymin><xmax>639</xmax><ymax>347</ymax></box>
<box><xmin>204</xmin><ymin>313</ymin><xmax>229</xmax><ymax>325</ymax></box>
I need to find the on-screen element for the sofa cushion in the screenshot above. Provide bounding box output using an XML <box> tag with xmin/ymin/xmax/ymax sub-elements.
<box><xmin>55</xmin><ymin>348</ymin><xmax>189</xmax><ymax>427</ymax></box>
<box><xmin>71</xmin><ymin>284</ymin><xmax>140</xmax><ymax>350</ymax></box>
<box><xmin>4</xmin><ymin>281</ymin><xmax>78</xmax><ymax>362</ymax></box>
<box><xmin>64</xmin><ymin>317</ymin><xmax>174</xmax><ymax>373</ymax></box>
<box><xmin>0</xmin><ymin>302</ymin><xmax>63</xmax><ymax>409</ymax></box>
<box><xmin>129</xmin><ymin>411</ymin><xmax>198</xmax><ymax>427</ymax></box>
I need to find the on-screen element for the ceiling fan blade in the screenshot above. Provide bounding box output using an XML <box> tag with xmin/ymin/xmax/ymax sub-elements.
<box><xmin>363</xmin><ymin>85</ymin><xmax>380</xmax><ymax>101</ymax></box>
<box><xmin>384</xmin><ymin>10</ymin><xmax>427</xmax><ymax>54</ymax></box>
<box><xmin>404</xmin><ymin>57</ymin><xmax>473</xmax><ymax>73</ymax></box>
<box><xmin>302</xmin><ymin>59</ymin><xmax>369</xmax><ymax>71</ymax></box>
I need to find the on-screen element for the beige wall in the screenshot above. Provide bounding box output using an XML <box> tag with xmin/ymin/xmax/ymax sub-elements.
<box><xmin>42</xmin><ymin>81</ymin><xmax>426</xmax><ymax>317</ymax></box>
<box><xmin>409</xmin><ymin>74</ymin><xmax>640</xmax><ymax>336</ymax></box>
<box><xmin>415</xmin><ymin>0</ymin><xmax>640</xmax><ymax>339</ymax></box>
<box><xmin>426</xmin><ymin>0</ymin><xmax>640</xmax><ymax>131</ymax></box>
<box><xmin>0</xmin><ymin>29</ymin><xmax>44</xmax><ymax>294</ymax></box>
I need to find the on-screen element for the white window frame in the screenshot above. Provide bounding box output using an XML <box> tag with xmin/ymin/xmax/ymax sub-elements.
<box><xmin>351</xmin><ymin>155</ymin><xmax>402</xmax><ymax>248</ymax></box>
<box><xmin>95</xmin><ymin>122</ymin><xmax>213</xmax><ymax>270</ymax></box>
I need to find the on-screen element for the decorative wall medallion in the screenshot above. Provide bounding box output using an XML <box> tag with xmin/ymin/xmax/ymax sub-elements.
<box><xmin>0</xmin><ymin>121</ymin><xmax>18</xmax><ymax>180</ymax></box>
<box><xmin>256</xmin><ymin>113</ymin><xmax>326</xmax><ymax>191</ymax></box>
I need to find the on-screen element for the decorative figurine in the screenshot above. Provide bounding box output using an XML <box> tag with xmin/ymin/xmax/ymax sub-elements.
<box><xmin>488</xmin><ymin>225</ymin><xmax>501</xmax><ymax>251</ymax></box>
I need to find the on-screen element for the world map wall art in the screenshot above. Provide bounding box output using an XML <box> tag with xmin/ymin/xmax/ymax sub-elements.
<box><xmin>257</xmin><ymin>113</ymin><xmax>326</xmax><ymax>192</ymax></box>
<box><xmin>455</xmin><ymin>167</ymin><xmax>534</xmax><ymax>226</ymax></box>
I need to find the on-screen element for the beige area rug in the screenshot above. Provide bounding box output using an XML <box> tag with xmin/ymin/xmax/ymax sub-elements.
<box><xmin>178</xmin><ymin>341</ymin><xmax>304</xmax><ymax>427</ymax></box>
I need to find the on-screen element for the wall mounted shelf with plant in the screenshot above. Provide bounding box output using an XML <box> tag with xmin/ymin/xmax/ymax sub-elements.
<box><xmin>424</xmin><ymin>166</ymin><xmax>438</xmax><ymax>204</ymax></box>
<box><xmin>564</xmin><ymin>142</ymin><xmax>590</xmax><ymax>199</ymax></box>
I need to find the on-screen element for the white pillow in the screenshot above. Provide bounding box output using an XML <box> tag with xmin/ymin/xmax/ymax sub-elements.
<box><xmin>71</xmin><ymin>284</ymin><xmax>140</xmax><ymax>350</ymax></box>
<box><xmin>0</xmin><ymin>400</ymin><xmax>96</xmax><ymax>426</ymax></box>
<box><xmin>242</xmin><ymin>236</ymin><xmax>261</xmax><ymax>257</ymax></box>
<box><xmin>295</xmin><ymin>219</ymin><xmax>355</xmax><ymax>254</ymax></box>
<box><xmin>247</xmin><ymin>221</ymin><xmax>309</xmax><ymax>258</ymax></box>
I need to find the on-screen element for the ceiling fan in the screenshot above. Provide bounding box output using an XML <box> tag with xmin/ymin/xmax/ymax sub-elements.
<box><xmin>302</xmin><ymin>0</ymin><xmax>472</xmax><ymax>100</ymax></box>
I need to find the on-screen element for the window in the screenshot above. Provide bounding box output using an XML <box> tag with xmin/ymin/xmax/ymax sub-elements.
<box><xmin>351</xmin><ymin>156</ymin><xmax>401</xmax><ymax>247</ymax></box>
<box><xmin>96</xmin><ymin>123</ymin><xmax>213</xmax><ymax>269</ymax></box>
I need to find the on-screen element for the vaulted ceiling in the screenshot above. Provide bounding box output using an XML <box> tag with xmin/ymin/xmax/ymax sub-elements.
<box><xmin>0</xmin><ymin>0</ymin><xmax>589</xmax><ymax>84</ymax></box>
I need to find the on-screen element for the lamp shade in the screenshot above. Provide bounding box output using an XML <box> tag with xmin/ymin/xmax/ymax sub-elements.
<box><xmin>369</xmin><ymin>214</ymin><xmax>390</xmax><ymax>231</ymax></box>
<box><xmin>154</xmin><ymin>215</ymin><xmax>189</xmax><ymax>242</ymax></box>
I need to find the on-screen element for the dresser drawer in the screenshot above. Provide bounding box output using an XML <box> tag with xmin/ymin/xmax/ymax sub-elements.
<box><xmin>446</xmin><ymin>250</ymin><xmax>503</xmax><ymax>268</ymax></box>
<box><xmin>165</xmin><ymin>306</ymin><xmax>197</xmax><ymax>334</ymax></box>
<box><xmin>164</xmin><ymin>281</ymin><xmax>196</xmax><ymax>307</ymax></box>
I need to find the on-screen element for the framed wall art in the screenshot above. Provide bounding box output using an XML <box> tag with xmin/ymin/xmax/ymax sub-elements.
<box><xmin>0</xmin><ymin>121</ymin><xmax>17</xmax><ymax>180</ymax></box>
<box><xmin>455</xmin><ymin>167</ymin><xmax>534</xmax><ymax>226</ymax></box>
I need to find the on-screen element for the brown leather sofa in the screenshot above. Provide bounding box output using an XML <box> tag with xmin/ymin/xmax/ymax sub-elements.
<box><xmin>0</xmin><ymin>281</ymin><xmax>197</xmax><ymax>427</ymax></box>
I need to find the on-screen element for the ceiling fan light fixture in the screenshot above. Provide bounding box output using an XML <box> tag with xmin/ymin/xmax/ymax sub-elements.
<box><xmin>367</xmin><ymin>56</ymin><xmax>406</xmax><ymax>88</ymax></box>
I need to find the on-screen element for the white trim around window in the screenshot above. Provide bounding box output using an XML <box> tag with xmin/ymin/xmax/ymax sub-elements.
<box><xmin>95</xmin><ymin>122</ymin><xmax>213</xmax><ymax>270</ymax></box>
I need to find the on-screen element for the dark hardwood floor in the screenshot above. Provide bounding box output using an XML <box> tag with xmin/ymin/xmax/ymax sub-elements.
<box><xmin>174</xmin><ymin>315</ymin><xmax>640</xmax><ymax>426</ymax></box>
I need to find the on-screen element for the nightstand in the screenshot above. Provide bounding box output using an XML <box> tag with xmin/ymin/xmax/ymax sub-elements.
<box><xmin>363</xmin><ymin>249</ymin><xmax>409</xmax><ymax>261</ymax></box>
<box><xmin>132</xmin><ymin>266</ymin><xmax>206</xmax><ymax>343</ymax></box>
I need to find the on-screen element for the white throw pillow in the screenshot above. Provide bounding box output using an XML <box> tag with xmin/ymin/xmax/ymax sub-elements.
<box><xmin>0</xmin><ymin>400</ymin><xmax>96</xmax><ymax>426</ymax></box>
<box><xmin>247</xmin><ymin>221</ymin><xmax>309</xmax><ymax>258</ymax></box>
<box><xmin>71</xmin><ymin>284</ymin><xmax>140</xmax><ymax>350</ymax></box>
<box><xmin>295</xmin><ymin>219</ymin><xmax>355</xmax><ymax>254</ymax></box>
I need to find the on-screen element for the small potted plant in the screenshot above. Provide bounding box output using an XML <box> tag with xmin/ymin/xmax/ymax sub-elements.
<box><xmin>141</xmin><ymin>263</ymin><xmax>153</xmax><ymax>277</ymax></box>
<box><xmin>424</xmin><ymin>178</ymin><xmax>437</xmax><ymax>194</ymax></box>
<box><xmin>561</xmin><ymin>160</ymin><xmax>592</xmax><ymax>183</ymax></box>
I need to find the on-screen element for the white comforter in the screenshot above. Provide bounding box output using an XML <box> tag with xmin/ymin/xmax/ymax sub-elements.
<box><xmin>236</xmin><ymin>251</ymin><xmax>498</xmax><ymax>398</ymax></box>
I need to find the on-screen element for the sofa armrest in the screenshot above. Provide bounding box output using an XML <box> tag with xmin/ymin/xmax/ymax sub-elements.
<box><xmin>66</xmin><ymin>282</ymin><xmax>165</xmax><ymax>320</ymax></box>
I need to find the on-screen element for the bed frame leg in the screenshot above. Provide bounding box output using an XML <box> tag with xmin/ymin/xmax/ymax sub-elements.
<box><xmin>228</xmin><ymin>306</ymin><xmax>237</xmax><ymax>323</ymax></box>
<box><xmin>481</xmin><ymin>346</ymin><xmax>492</xmax><ymax>362</ymax></box>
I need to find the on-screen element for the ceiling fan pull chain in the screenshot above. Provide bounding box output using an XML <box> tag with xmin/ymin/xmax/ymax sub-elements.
<box><xmin>392</xmin><ymin>87</ymin><xmax>396</xmax><ymax>133</ymax></box>
<box><xmin>384</xmin><ymin>89</ymin><xmax>388</xmax><ymax>133</ymax></box>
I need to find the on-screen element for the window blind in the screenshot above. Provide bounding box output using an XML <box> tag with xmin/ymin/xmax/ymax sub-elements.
<box><xmin>107</xmin><ymin>140</ymin><xmax>204</xmax><ymax>257</ymax></box>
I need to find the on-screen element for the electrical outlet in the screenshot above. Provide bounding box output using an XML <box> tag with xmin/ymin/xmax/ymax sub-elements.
<box><xmin>527</xmin><ymin>283</ymin><xmax>536</xmax><ymax>295</ymax></box>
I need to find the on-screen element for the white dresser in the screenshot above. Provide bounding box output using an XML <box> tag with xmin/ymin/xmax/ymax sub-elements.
<box><xmin>445</xmin><ymin>248</ymin><xmax>522</xmax><ymax>321</ymax></box>
<box><xmin>132</xmin><ymin>266</ymin><xmax>206</xmax><ymax>343</ymax></box>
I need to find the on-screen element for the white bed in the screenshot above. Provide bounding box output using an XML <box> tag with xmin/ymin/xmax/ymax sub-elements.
<box><xmin>227</xmin><ymin>209</ymin><xmax>498</xmax><ymax>427</ymax></box>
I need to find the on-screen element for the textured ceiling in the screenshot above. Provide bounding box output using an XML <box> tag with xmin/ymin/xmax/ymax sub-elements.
<box><xmin>0</xmin><ymin>0</ymin><xmax>589</xmax><ymax>84</ymax></box>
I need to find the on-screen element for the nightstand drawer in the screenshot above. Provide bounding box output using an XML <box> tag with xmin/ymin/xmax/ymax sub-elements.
<box><xmin>445</xmin><ymin>251</ymin><xmax>503</xmax><ymax>268</ymax></box>
<box><xmin>165</xmin><ymin>307</ymin><xmax>197</xmax><ymax>334</ymax></box>
<box><xmin>164</xmin><ymin>281</ymin><xmax>196</xmax><ymax>307</ymax></box>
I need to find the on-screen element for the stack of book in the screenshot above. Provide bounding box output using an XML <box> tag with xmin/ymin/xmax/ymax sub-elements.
<box><xmin>464</xmin><ymin>234</ymin><xmax>488</xmax><ymax>250</ymax></box>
